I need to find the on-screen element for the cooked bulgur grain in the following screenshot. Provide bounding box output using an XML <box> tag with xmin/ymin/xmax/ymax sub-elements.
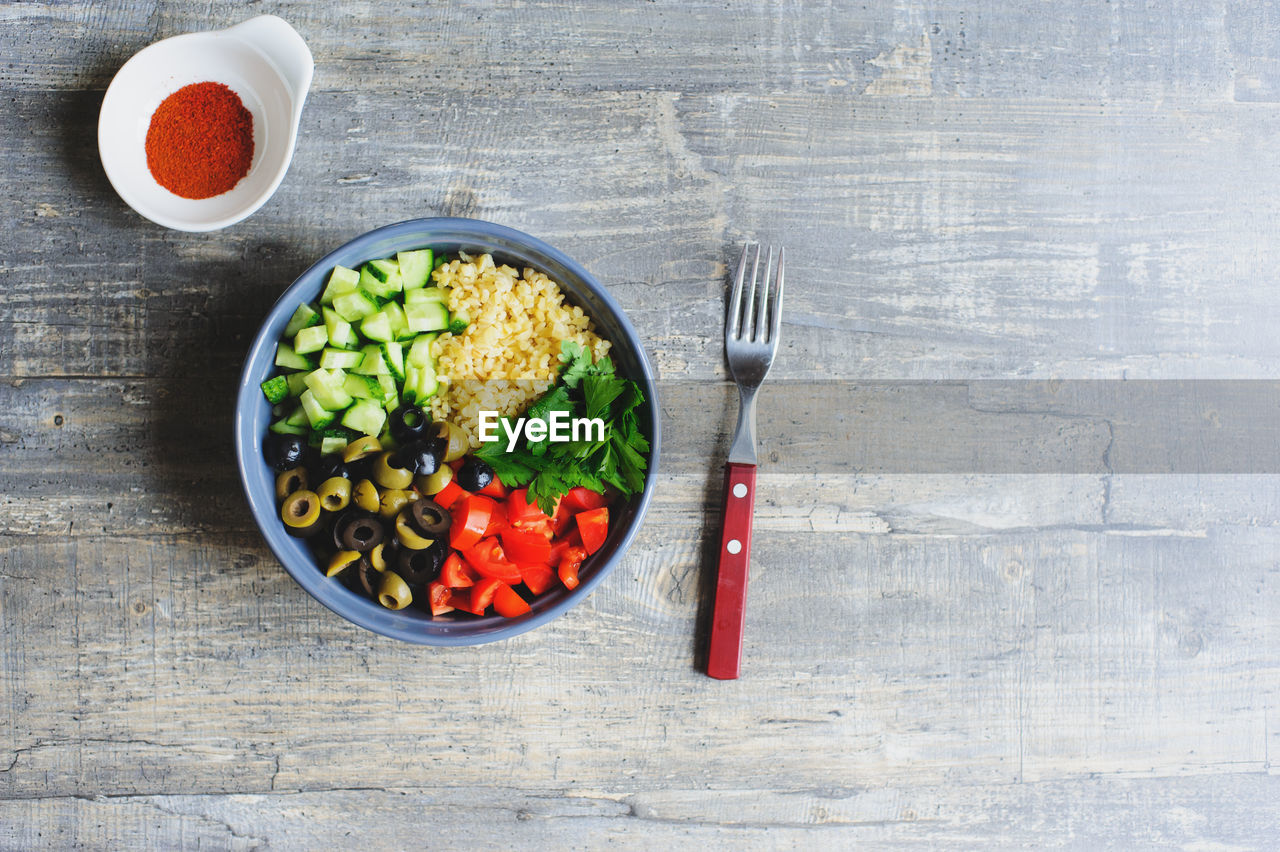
<box><xmin>427</xmin><ymin>253</ymin><xmax>610</xmax><ymax>446</ymax></box>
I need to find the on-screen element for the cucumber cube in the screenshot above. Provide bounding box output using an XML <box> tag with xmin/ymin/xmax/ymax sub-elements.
<box><xmin>343</xmin><ymin>373</ymin><xmax>381</xmax><ymax>400</ymax></box>
<box><xmin>303</xmin><ymin>368</ymin><xmax>354</xmax><ymax>411</ymax></box>
<box><xmin>405</xmin><ymin>287</ymin><xmax>447</xmax><ymax>305</ymax></box>
<box><xmin>333</xmin><ymin>288</ymin><xmax>381</xmax><ymax>322</ymax></box>
<box><xmin>320</xmin><ymin>266</ymin><xmax>361</xmax><ymax>305</ymax></box>
<box><xmin>283</xmin><ymin>303</ymin><xmax>322</xmax><ymax>338</ymax></box>
<box><xmin>285</xmin><ymin>372</ymin><xmax>309</xmax><ymax>397</ymax></box>
<box><xmin>381</xmin><ymin>302</ymin><xmax>409</xmax><ymax>339</ymax></box>
<box><xmin>406</xmin><ymin>300</ymin><xmax>450</xmax><ymax>333</ymax></box>
<box><xmin>293</xmin><ymin>324</ymin><xmax>330</xmax><ymax>355</ymax></box>
<box><xmin>323</xmin><ymin>307</ymin><xmax>360</xmax><ymax>350</ymax></box>
<box><xmin>353</xmin><ymin>344</ymin><xmax>388</xmax><ymax>375</ymax></box>
<box><xmin>259</xmin><ymin>375</ymin><xmax>289</xmax><ymax>404</ymax></box>
<box><xmin>377</xmin><ymin>374</ymin><xmax>399</xmax><ymax>406</ymax></box>
<box><xmin>397</xmin><ymin>249</ymin><xmax>433</xmax><ymax>290</ymax></box>
<box><xmin>380</xmin><ymin>341</ymin><xmax>405</xmax><ymax>383</ymax></box>
<box><xmin>360</xmin><ymin>310</ymin><xmax>393</xmax><ymax>343</ymax></box>
<box><xmin>299</xmin><ymin>389</ymin><xmax>335</xmax><ymax>430</ymax></box>
<box><xmin>319</xmin><ymin>436</ymin><xmax>349</xmax><ymax>455</ymax></box>
<box><xmin>285</xmin><ymin>406</ymin><xmax>311</xmax><ymax>428</ymax></box>
<box><xmin>269</xmin><ymin>416</ymin><xmax>308</xmax><ymax>436</ymax></box>
<box><xmin>341</xmin><ymin>398</ymin><xmax>388</xmax><ymax>437</ymax></box>
<box><xmin>320</xmin><ymin>347</ymin><xmax>364</xmax><ymax>370</ymax></box>
<box><xmin>275</xmin><ymin>343</ymin><xmax>316</xmax><ymax>371</ymax></box>
<box><xmin>406</xmin><ymin>335</ymin><xmax>437</xmax><ymax>369</ymax></box>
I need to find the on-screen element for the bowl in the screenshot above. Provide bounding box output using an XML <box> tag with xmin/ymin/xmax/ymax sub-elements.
<box><xmin>234</xmin><ymin>218</ymin><xmax>661</xmax><ymax>645</ymax></box>
<box><xmin>98</xmin><ymin>15</ymin><xmax>313</xmax><ymax>232</ymax></box>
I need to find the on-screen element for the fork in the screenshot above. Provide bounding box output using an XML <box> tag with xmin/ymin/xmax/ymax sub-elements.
<box><xmin>707</xmin><ymin>243</ymin><xmax>785</xmax><ymax>680</ymax></box>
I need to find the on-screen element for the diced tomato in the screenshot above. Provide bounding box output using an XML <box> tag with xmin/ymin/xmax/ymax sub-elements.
<box><xmin>558</xmin><ymin>545</ymin><xmax>587</xmax><ymax>590</ymax></box>
<box><xmin>506</xmin><ymin>488</ymin><xmax>549</xmax><ymax>524</ymax></box>
<box><xmin>440</xmin><ymin>552</ymin><xmax>478</xmax><ymax>589</ymax></box>
<box><xmin>575</xmin><ymin>507</ymin><xmax>609</xmax><ymax>555</ymax></box>
<box><xmin>562</xmin><ymin>486</ymin><xmax>608</xmax><ymax>513</ymax></box>
<box><xmin>448</xmin><ymin>458</ymin><xmax>464</xmax><ymax>473</ymax></box>
<box><xmin>462</xmin><ymin>537</ymin><xmax>523</xmax><ymax>584</ymax></box>
<box><xmin>483</xmin><ymin>502</ymin><xmax>508</xmax><ymax>538</ymax></box>
<box><xmin>492</xmin><ymin>582</ymin><xmax>532</xmax><ymax>617</ymax></box>
<box><xmin>449</xmin><ymin>495</ymin><xmax>495</xmax><ymax>551</ymax></box>
<box><xmin>462</xmin><ymin>576</ymin><xmax>503</xmax><ymax>614</ymax></box>
<box><xmin>433</xmin><ymin>478</ymin><xmax>466</xmax><ymax>510</ymax></box>
<box><xmin>547</xmin><ymin>537</ymin><xmax>574</xmax><ymax>565</ymax></box>
<box><xmin>501</xmin><ymin>528</ymin><xmax>553</xmax><ymax>564</ymax></box>
<box><xmin>518</xmin><ymin>562</ymin><xmax>556</xmax><ymax>595</ymax></box>
<box><xmin>551</xmin><ymin>499</ymin><xmax>576</xmax><ymax>537</ymax></box>
<box><xmin>478</xmin><ymin>476</ymin><xmax>508</xmax><ymax>499</ymax></box>
<box><xmin>428</xmin><ymin>581</ymin><xmax>455</xmax><ymax>615</ymax></box>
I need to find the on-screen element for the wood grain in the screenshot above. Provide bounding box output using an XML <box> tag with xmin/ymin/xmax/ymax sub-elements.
<box><xmin>3</xmin><ymin>0</ymin><xmax>1280</xmax><ymax>847</ymax></box>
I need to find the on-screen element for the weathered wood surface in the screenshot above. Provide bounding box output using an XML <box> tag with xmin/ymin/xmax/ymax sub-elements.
<box><xmin>3</xmin><ymin>0</ymin><xmax>1280</xmax><ymax>849</ymax></box>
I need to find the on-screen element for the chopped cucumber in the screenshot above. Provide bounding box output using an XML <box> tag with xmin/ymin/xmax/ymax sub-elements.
<box><xmin>319</xmin><ymin>435</ymin><xmax>349</xmax><ymax>455</ymax></box>
<box><xmin>319</xmin><ymin>265</ymin><xmax>361</xmax><ymax>304</ymax></box>
<box><xmin>293</xmin><ymin>324</ymin><xmax>329</xmax><ymax>355</ymax></box>
<box><xmin>406</xmin><ymin>300</ymin><xmax>449</xmax><ymax>333</ymax></box>
<box><xmin>341</xmin><ymin>398</ymin><xmax>388</xmax><ymax>437</ymax></box>
<box><xmin>260</xmin><ymin>375</ymin><xmax>289</xmax><ymax>404</ymax></box>
<box><xmin>397</xmin><ymin>249</ymin><xmax>433</xmax><ymax>290</ymax></box>
<box><xmin>275</xmin><ymin>343</ymin><xmax>316</xmax><ymax>371</ymax></box>
<box><xmin>319</xmin><ymin>347</ymin><xmax>364</xmax><ymax>370</ymax></box>
<box><xmin>285</xmin><ymin>372</ymin><xmax>309</xmax><ymax>397</ymax></box>
<box><xmin>406</xmin><ymin>334</ymin><xmax>437</xmax><ymax>369</ymax></box>
<box><xmin>343</xmin><ymin>373</ymin><xmax>381</xmax><ymax>400</ymax></box>
<box><xmin>304</xmin><ymin>368</ymin><xmax>354</xmax><ymax>411</ymax></box>
<box><xmin>377</xmin><ymin>374</ymin><xmax>399</xmax><ymax>407</ymax></box>
<box><xmin>354</xmin><ymin>343</ymin><xmax>388</xmax><ymax>375</ymax></box>
<box><xmin>285</xmin><ymin>406</ymin><xmax>311</xmax><ymax>429</ymax></box>
<box><xmin>405</xmin><ymin>287</ymin><xmax>447</xmax><ymax>305</ymax></box>
<box><xmin>380</xmin><ymin>341</ymin><xmax>405</xmax><ymax>383</ymax></box>
<box><xmin>269</xmin><ymin>416</ymin><xmax>307</xmax><ymax>436</ymax></box>
<box><xmin>299</xmin><ymin>389</ymin><xmax>335</xmax><ymax>430</ymax></box>
<box><xmin>323</xmin><ymin>307</ymin><xmax>360</xmax><ymax>349</ymax></box>
<box><xmin>448</xmin><ymin>315</ymin><xmax>469</xmax><ymax>335</ymax></box>
<box><xmin>360</xmin><ymin>259</ymin><xmax>403</xmax><ymax>299</ymax></box>
<box><xmin>360</xmin><ymin>310</ymin><xmax>393</xmax><ymax>343</ymax></box>
<box><xmin>283</xmin><ymin>303</ymin><xmax>322</xmax><ymax>338</ymax></box>
<box><xmin>333</xmin><ymin>288</ymin><xmax>381</xmax><ymax>322</ymax></box>
<box><xmin>381</xmin><ymin>302</ymin><xmax>409</xmax><ymax>340</ymax></box>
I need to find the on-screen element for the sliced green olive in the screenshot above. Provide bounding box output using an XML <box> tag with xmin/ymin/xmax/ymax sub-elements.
<box><xmin>395</xmin><ymin>509</ymin><xmax>435</xmax><ymax>550</ymax></box>
<box><xmin>369</xmin><ymin>541</ymin><xmax>391</xmax><ymax>572</ymax></box>
<box><xmin>343</xmin><ymin>435</ymin><xmax>382</xmax><ymax>463</ymax></box>
<box><xmin>378</xmin><ymin>488</ymin><xmax>414</xmax><ymax>519</ymax></box>
<box><xmin>377</xmin><ymin>571</ymin><xmax>413</xmax><ymax>610</ymax></box>
<box><xmin>352</xmin><ymin>479</ymin><xmax>380</xmax><ymax>512</ymax></box>
<box><xmin>435</xmin><ymin>420</ymin><xmax>468</xmax><ymax>462</ymax></box>
<box><xmin>416</xmin><ymin>462</ymin><xmax>453</xmax><ymax>496</ymax></box>
<box><xmin>373</xmin><ymin>451</ymin><xmax>414</xmax><ymax>490</ymax></box>
<box><xmin>317</xmin><ymin>476</ymin><xmax>353</xmax><ymax>511</ymax></box>
<box><xmin>326</xmin><ymin>549</ymin><xmax>362</xmax><ymax>578</ymax></box>
<box><xmin>275</xmin><ymin>467</ymin><xmax>308</xmax><ymax>502</ymax></box>
<box><xmin>281</xmin><ymin>490</ymin><xmax>321</xmax><ymax>529</ymax></box>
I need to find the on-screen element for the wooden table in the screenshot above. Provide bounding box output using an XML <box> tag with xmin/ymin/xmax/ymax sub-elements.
<box><xmin>3</xmin><ymin>2</ymin><xmax>1279</xmax><ymax>848</ymax></box>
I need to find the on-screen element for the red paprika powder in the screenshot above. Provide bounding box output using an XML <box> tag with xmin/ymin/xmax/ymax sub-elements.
<box><xmin>145</xmin><ymin>81</ymin><xmax>254</xmax><ymax>200</ymax></box>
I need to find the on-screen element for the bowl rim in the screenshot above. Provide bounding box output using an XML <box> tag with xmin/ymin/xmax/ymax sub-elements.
<box><xmin>234</xmin><ymin>217</ymin><xmax>661</xmax><ymax>645</ymax></box>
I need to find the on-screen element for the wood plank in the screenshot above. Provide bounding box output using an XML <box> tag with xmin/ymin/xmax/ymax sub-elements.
<box><xmin>2</xmin><ymin>773</ymin><xmax>1279</xmax><ymax>850</ymax></box>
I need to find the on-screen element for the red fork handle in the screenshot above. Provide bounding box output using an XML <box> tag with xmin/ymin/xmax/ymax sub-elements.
<box><xmin>707</xmin><ymin>462</ymin><xmax>757</xmax><ymax>679</ymax></box>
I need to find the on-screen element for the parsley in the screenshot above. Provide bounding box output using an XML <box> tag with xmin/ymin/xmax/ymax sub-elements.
<box><xmin>474</xmin><ymin>342</ymin><xmax>651</xmax><ymax>514</ymax></box>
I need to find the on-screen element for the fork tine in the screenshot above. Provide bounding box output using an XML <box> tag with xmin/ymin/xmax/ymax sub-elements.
<box><xmin>727</xmin><ymin>243</ymin><xmax>751</xmax><ymax>339</ymax></box>
<box><xmin>740</xmin><ymin>243</ymin><xmax>760</xmax><ymax>340</ymax></box>
<box><xmin>770</xmin><ymin>247</ymin><xmax>785</xmax><ymax>345</ymax></box>
<box><xmin>754</xmin><ymin>246</ymin><xmax>774</xmax><ymax>342</ymax></box>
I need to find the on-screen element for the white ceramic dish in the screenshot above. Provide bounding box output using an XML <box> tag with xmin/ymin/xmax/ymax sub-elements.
<box><xmin>97</xmin><ymin>15</ymin><xmax>313</xmax><ymax>232</ymax></box>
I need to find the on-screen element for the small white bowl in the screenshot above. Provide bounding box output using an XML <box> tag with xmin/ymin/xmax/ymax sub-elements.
<box><xmin>98</xmin><ymin>15</ymin><xmax>313</xmax><ymax>232</ymax></box>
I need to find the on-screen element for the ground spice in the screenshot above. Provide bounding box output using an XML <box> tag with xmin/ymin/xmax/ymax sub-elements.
<box><xmin>145</xmin><ymin>81</ymin><xmax>254</xmax><ymax>200</ymax></box>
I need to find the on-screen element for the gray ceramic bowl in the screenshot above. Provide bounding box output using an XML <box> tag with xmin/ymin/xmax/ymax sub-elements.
<box><xmin>234</xmin><ymin>218</ymin><xmax>659</xmax><ymax>644</ymax></box>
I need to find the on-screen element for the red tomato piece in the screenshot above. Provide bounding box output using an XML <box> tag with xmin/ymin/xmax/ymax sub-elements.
<box><xmin>562</xmin><ymin>486</ymin><xmax>608</xmax><ymax>513</ymax></box>
<box><xmin>518</xmin><ymin>563</ymin><xmax>556</xmax><ymax>596</ymax></box>
<box><xmin>428</xmin><ymin>581</ymin><xmax>455</xmax><ymax>615</ymax></box>
<box><xmin>492</xmin><ymin>582</ymin><xmax>532</xmax><ymax>617</ymax></box>
<box><xmin>462</xmin><ymin>537</ymin><xmax>523</xmax><ymax>584</ymax></box>
<box><xmin>478</xmin><ymin>476</ymin><xmax>508</xmax><ymax>499</ymax></box>
<box><xmin>558</xmin><ymin>545</ymin><xmax>587</xmax><ymax>590</ymax></box>
<box><xmin>440</xmin><ymin>552</ymin><xmax>478</xmax><ymax>589</ymax></box>
<box><xmin>506</xmin><ymin>488</ymin><xmax>550</xmax><ymax>525</ymax></box>
<box><xmin>575</xmin><ymin>507</ymin><xmax>609</xmax><ymax>555</ymax></box>
<box><xmin>483</xmin><ymin>502</ymin><xmax>508</xmax><ymax>538</ymax></box>
<box><xmin>547</xmin><ymin>537</ymin><xmax>573</xmax><ymax>566</ymax></box>
<box><xmin>432</xmin><ymin>478</ymin><xmax>466</xmax><ymax>510</ymax></box>
<box><xmin>463</xmin><ymin>576</ymin><xmax>503</xmax><ymax>614</ymax></box>
<box><xmin>501</xmin><ymin>528</ymin><xmax>553</xmax><ymax>564</ymax></box>
<box><xmin>551</xmin><ymin>499</ymin><xmax>576</xmax><ymax>537</ymax></box>
<box><xmin>449</xmin><ymin>495</ymin><xmax>495</xmax><ymax>551</ymax></box>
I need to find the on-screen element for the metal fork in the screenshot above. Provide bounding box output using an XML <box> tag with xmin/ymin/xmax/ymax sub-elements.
<box><xmin>707</xmin><ymin>243</ymin><xmax>785</xmax><ymax>680</ymax></box>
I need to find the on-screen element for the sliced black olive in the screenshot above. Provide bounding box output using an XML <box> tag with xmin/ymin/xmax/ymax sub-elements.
<box><xmin>456</xmin><ymin>457</ymin><xmax>495</xmax><ymax>492</ymax></box>
<box><xmin>389</xmin><ymin>405</ymin><xmax>432</xmax><ymax>444</ymax></box>
<box><xmin>265</xmin><ymin>433</ymin><xmax>306</xmax><ymax>472</ymax></box>
<box><xmin>396</xmin><ymin>539</ymin><xmax>446</xmax><ymax>585</ymax></box>
<box><xmin>316</xmin><ymin>456</ymin><xmax>353</xmax><ymax>481</ymax></box>
<box><xmin>338</xmin><ymin>513</ymin><xmax>385</xmax><ymax>552</ymax></box>
<box><xmin>394</xmin><ymin>436</ymin><xmax>446</xmax><ymax>477</ymax></box>
<box><xmin>410</xmin><ymin>497</ymin><xmax>452</xmax><ymax>537</ymax></box>
<box><xmin>352</xmin><ymin>559</ymin><xmax>381</xmax><ymax>597</ymax></box>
